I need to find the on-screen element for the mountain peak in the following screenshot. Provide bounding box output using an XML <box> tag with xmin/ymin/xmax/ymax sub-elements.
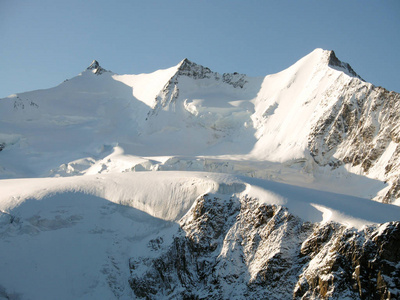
<box><xmin>175</xmin><ymin>58</ymin><xmax>213</xmax><ymax>80</ymax></box>
<box><xmin>86</xmin><ymin>60</ymin><xmax>107</xmax><ymax>75</ymax></box>
<box><xmin>327</xmin><ymin>50</ymin><xmax>363</xmax><ymax>80</ymax></box>
<box><xmin>178</xmin><ymin>58</ymin><xmax>191</xmax><ymax>66</ymax></box>
<box><xmin>88</xmin><ymin>60</ymin><xmax>100</xmax><ymax>68</ymax></box>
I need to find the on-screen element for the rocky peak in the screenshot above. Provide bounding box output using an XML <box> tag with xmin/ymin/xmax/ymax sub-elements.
<box><xmin>86</xmin><ymin>60</ymin><xmax>108</xmax><ymax>75</ymax></box>
<box><xmin>148</xmin><ymin>59</ymin><xmax>248</xmax><ymax>116</ymax></box>
<box><xmin>176</xmin><ymin>58</ymin><xmax>214</xmax><ymax>80</ymax></box>
<box><xmin>327</xmin><ymin>50</ymin><xmax>363</xmax><ymax>80</ymax></box>
<box><xmin>176</xmin><ymin>58</ymin><xmax>247</xmax><ymax>87</ymax></box>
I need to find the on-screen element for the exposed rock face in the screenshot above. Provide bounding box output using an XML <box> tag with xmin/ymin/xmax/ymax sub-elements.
<box><xmin>296</xmin><ymin>221</ymin><xmax>400</xmax><ymax>299</ymax></box>
<box><xmin>308</xmin><ymin>77</ymin><xmax>400</xmax><ymax>203</ymax></box>
<box><xmin>129</xmin><ymin>194</ymin><xmax>400</xmax><ymax>299</ymax></box>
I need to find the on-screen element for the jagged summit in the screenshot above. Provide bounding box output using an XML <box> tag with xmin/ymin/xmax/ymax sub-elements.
<box><xmin>177</xmin><ymin>58</ymin><xmax>191</xmax><ymax>67</ymax></box>
<box><xmin>327</xmin><ymin>50</ymin><xmax>363</xmax><ymax>80</ymax></box>
<box><xmin>86</xmin><ymin>59</ymin><xmax>108</xmax><ymax>75</ymax></box>
<box><xmin>175</xmin><ymin>58</ymin><xmax>214</xmax><ymax>80</ymax></box>
<box><xmin>287</xmin><ymin>48</ymin><xmax>364</xmax><ymax>81</ymax></box>
<box><xmin>173</xmin><ymin>57</ymin><xmax>247</xmax><ymax>88</ymax></box>
<box><xmin>87</xmin><ymin>60</ymin><xmax>100</xmax><ymax>69</ymax></box>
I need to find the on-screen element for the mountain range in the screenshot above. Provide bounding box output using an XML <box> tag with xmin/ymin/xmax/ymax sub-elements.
<box><xmin>0</xmin><ymin>48</ymin><xmax>399</xmax><ymax>299</ymax></box>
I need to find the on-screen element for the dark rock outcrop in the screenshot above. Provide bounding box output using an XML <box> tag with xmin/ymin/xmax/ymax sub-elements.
<box><xmin>129</xmin><ymin>194</ymin><xmax>400</xmax><ymax>299</ymax></box>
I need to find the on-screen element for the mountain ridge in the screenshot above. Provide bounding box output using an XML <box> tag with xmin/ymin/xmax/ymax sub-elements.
<box><xmin>0</xmin><ymin>48</ymin><xmax>399</xmax><ymax>204</ymax></box>
<box><xmin>81</xmin><ymin>48</ymin><xmax>358</xmax><ymax>81</ymax></box>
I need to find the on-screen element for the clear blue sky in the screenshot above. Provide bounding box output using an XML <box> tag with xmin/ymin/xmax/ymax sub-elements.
<box><xmin>1</xmin><ymin>0</ymin><xmax>399</xmax><ymax>98</ymax></box>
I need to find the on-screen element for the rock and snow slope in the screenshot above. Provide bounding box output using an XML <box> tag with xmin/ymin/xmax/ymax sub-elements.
<box><xmin>130</xmin><ymin>193</ymin><xmax>400</xmax><ymax>299</ymax></box>
<box><xmin>0</xmin><ymin>48</ymin><xmax>399</xmax><ymax>299</ymax></box>
<box><xmin>1</xmin><ymin>173</ymin><xmax>400</xmax><ymax>299</ymax></box>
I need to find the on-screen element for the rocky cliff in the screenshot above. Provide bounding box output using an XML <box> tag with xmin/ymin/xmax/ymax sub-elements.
<box><xmin>129</xmin><ymin>194</ymin><xmax>400</xmax><ymax>299</ymax></box>
<box><xmin>130</xmin><ymin>195</ymin><xmax>400</xmax><ymax>299</ymax></box>
<box><xmin>308</xmin><ymin>76</ymin><xmax>400</xmax><ymax>203</ymax></box>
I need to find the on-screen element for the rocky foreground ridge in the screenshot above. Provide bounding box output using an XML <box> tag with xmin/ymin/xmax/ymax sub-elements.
<box><xmin>130</xmin><ymin>194</ymin><xmax>400</xmax><ymax>299</ymax></box>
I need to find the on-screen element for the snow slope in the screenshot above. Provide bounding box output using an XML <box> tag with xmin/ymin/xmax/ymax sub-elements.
<box><xmin>250</xmin><ymin>49</ymin><xmax>352</xmax><ymax>161</ymax></box>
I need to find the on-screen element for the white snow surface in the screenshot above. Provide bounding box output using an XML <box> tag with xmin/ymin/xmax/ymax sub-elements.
<box><xmin>250</xmin><ymin>49</ymin><xmax>351</xmax><ymax>161</ymax></box>
<box><xmin>113</xmin><ymin>64</ymin><xmax>179</xmax><ymax>108</ymax></box>
<box><xmin>0</xmin><ymin>48</ymin><xmax>399</xmax><ymax>299</ymax></box>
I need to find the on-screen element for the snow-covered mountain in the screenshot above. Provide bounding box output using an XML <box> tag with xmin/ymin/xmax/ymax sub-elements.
<box><xmin>0</xmin><ymin>49</ymin><xmax>399</xmax><ymax>299</ymax></box>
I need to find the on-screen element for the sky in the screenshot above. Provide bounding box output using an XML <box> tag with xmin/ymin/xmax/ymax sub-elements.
<box><xmin>0</xmin><ymin>0</ymin><xmax>399</xmax><ymax>98</ymax></box>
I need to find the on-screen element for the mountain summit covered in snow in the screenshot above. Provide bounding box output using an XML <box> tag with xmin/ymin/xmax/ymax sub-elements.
<box><xmin>0</xmin><ymin>49</ymin><xmax>399</xmax><ymax>299</ymax></box>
